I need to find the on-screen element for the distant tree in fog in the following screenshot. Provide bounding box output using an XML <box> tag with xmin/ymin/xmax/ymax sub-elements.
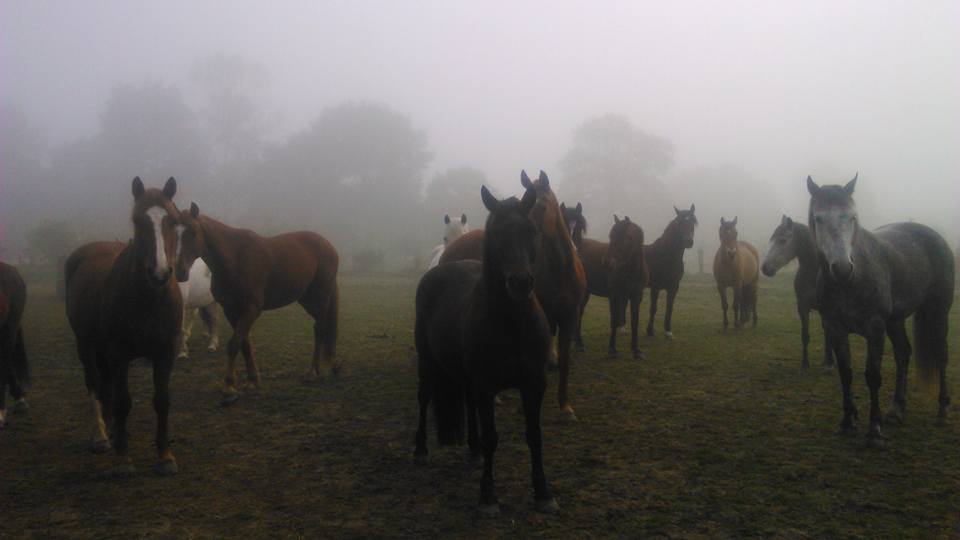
<box><xmin>560</xmin><ymin>114</ymin><xmax>674</xmax><ymax>230</ymax></box>
<box><xmin>0</xmin><ymin>104</ymin><xmax>50</xmax><ymax>255</ymax></box>
<box><xmin>423</xmin><ymin>167</ymin><xmax>489</xmax><ymax>235</ymax></box>
<box><xmin>25</xmin><ymin>220</ymin><xmax>78</xmax><ymax>265</ymax></box>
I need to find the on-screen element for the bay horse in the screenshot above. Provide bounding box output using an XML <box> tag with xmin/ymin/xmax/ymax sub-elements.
<box><xmin>427</xmin><ymin>213</ymin><xmax>470</xmax><ymax>270</ymax></box>
<box><xmin>414</xmin><ymin>184</ymin><xmax>558</xmax><ymax>516</ymax></box>
<box><xmin>441</xmin><ymin>171</ymin><xmax>586</xmax><ymax>419</ymax></box>
<box><xmin>761</xmin><ymin>215</ymin><xmax>834</xmax><ymax>369</ymax></box>
<box><xmin>560</xmin><ymin>202</ymin><xmax>587</xmax><ymax>249</ymax></box>
<box><xmin>713</xmin><ymin>217</ymin><xmax>760</xmax><ymax>331</ymax></box>
<box><xmin>65</xmin><ymin>177</ymin><xmax>183</xmax><ymax>474</ymax></box>
<box><xmin>574</xmin><ymin>215</ymin><xmax>647</xmax><ymax>359</ymax></box>
<box><xmin>645</xmin><ymin>205</ymin><xmax>698</xmax><ymax>339</ymax></box>
<box><xmin>0</xmin><ymin>262</ymin><xmax>29</xmax><ymax>430</ymax></box>
<box><xmin>177</xmin><ymin>258</ymin><xmax>220</xmax><ymax>359</ymax></box>
<box><xmin>807</xmin><ymin>174</ymin><xmax>954</xmax><ymax>446</ymax></box>
<box><xmin>174</xmin><ymin>203</ymin><xmax>339</xmax><ymax>405</ymax></box>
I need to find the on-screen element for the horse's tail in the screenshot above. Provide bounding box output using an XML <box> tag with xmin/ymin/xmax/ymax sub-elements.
<box><xmin>11</xmin><ymin>327</ymin><xmax>29</xmax><ymax>385</ymax></box>
<box><xmin>323</xmin><ymin>282</ymin><xmax>338</xmax><ymax>362</ymax></box>
<box><xmin>913</xmin><ymin>303</ymin><xmax>949</xmax><ymax>388</ymax></box>
<box><xmin>432</xmin><ymin>368</ymin><xmax>464</xmax><ymax>446</ymax></box>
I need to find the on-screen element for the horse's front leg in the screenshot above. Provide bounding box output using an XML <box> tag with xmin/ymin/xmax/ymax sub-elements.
<box><xmin>663</xmin><ymin>287</ymin><xmax>677</xmax><ymax>339</ymax></box>
<box><xmin>607</xmin><ymin>296</ymin><xmax>620</xmax><ymax>358</ymax></box>
<box><xmin>178</xmin><ymin>306</ymin><xmax>195</xmax><ymax>360</ymax></box>
<box><xmin>476</xmin><ymin>388</ymin><xmax>499</xmax><ymax>517</ymax></box>
<box><xmin>646</xmin><ymin>287</ymin><xmax>660</xmax><ymax>337</ymax></box>
<box><xmin>829</xmin><ymin>329</ymin><xmax>858</xmax><ymax>435</ymax></box>
<box><xmin>717</xmin><ymin>284</ymin><xmax>729</xmax><ymax>332</ymax></box>
<box><xmin>556</xmin><ymin>311</ymin><xmax>577</xmax><ymax>421</ymax></box>
<box><xmin>799</xmin><ymin>306</ymin><xmax>811</xmax><ymax>370</ymax></box>
<box><xmin>884</xmin><ymin>319</ymin><xmax>910</xmax><ymax>425</ymax></box>
<box><xmin>630</xmin><ymin>290</ymin><xmax>643</xmax><ymax>359</ymax></box>
<box><xmin>732</xmin><ymin>284</ymin><xmax>743</xmax><ymax>329</ymax></box>
<box><xmin>521</xmin><ymin>380</ymin><xmax>558</xmax><ymax>514</ymax></box>
<box><xmin>150</xmin><ymin>346</ymin><xmax>178</xmax><ymax>475</ymax></box>
<box><xmin>110</xmin><ymin>355</ymin><xmax>135</xmax><ymax>474</ymax></box>
<box><xmin>575</xmin><ymin>295</ymin><xmax>588</xmax><ymax>352</ymax></box>
<box><xmin>864</xmin><ymin>320</ymin><xmax>887</xmax><ymax>447</ymax></box>
<box><xmin>201</xmin><ymin>305</ymin><xmax>220</xmax><ymax>352</ymax></box>
<box><xmin>222</xmin><ymin>305</ymin><xmax>261</xmax><ymax>405</ymax></box>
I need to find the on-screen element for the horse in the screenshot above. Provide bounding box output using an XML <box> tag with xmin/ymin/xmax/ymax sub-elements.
<box><xmin>573</xmin><ymin>215</ymin><xmax>647</xmax><ymax>359</ymax></box>
<box><xmin>427</xmin><ymin>214</ymin><xmax>470</xmax><ymax>270</ymax></box>
<box><xmin>560</xmin><ymin>202</ymin><xmax>587</xmax><ymax>249</ymax></box>
<box><xmin>441</xmin><ymin>171</ymin><xmax>586</xmax><ymax>419</ymax></box>
<box><xmin>65</xmin><ymin>177</ymin><xmax>183</xmax><ymax>474</ymax></box>
<box><xmin>761</xmin><ymin>215</ymin><xmax>834</xmax><ymax>369</ymax></box>
<box><xmin>0</xmin><ymin>262</ymin><xmax>29</xmax><ymax>430</ymax></box>
<box><xmin>177</xmin><ymin>258</ymin><xmax>220</xmax><ymax>359</ymax></box>
<box><xmin>174</xmin><ymin>202</ymin><xmax>339</xmax><ymax>405</ymax></box>
<box><xmin>645</xmin><ymin>205</ymin><xmax>698</xmax><ymax>339</ymax></box>
<box><xmin>807</xmin><ymin>174</ymin><xmax>954</xmax><ymax>446</ymax></box>
<box><xmin>414</xmin><ymin>184</ymin><xmax>558</xmax><ymax>516</ymax></box>
<box><xmin>713</xmin><ymin>217</ymin><xmax>760</xmax><ymax>331</ymax></box>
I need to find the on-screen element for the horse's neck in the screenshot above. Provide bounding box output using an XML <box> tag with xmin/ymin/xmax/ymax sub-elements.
<box><xmin>200</xmin><ymin>216</ymin><xmax>241</xmax><ymax>278</ymax></box>
<box><xmin>651</xmin><ymin>223</ymin><xmax>683</xmax><ymax>260</ymax></box>
<box><xmin>539</xmin><ymin>215</ymin><xmax>577</xmax><ymax>278</ymax></box>
<box><xmin>794</xmin><ymin>225</ymin><xmax>817</xmax><ymax>273</ymax></box>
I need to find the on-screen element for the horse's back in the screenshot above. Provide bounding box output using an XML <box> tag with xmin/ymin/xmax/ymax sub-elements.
<box><xmin>740</xmin><ymin>241</ymin><xmax>760</xmax><ymax>285</ymax></box>
<box><xmin>262</xmin><ymin>231</ymin><xmax>339</xmax><ymax>309</ymax></box>
<box><xmin>0</xmin><ymin>262</ymin><xmax>26</xmax><ymax>332</ymax></box>
<box><xmin>415</xmin><ymin>261</ymin><xmax>481</xmax><ymax>368</ymax></box>
<box><xmin>874</xmin><ymin>222</ymin><xmax>955</xmax><ymax>307</ymax></box>
<box><xmin>439</xmin><ymin>230</ymin><xmax>484</xmax><ymax>264</ymax></box>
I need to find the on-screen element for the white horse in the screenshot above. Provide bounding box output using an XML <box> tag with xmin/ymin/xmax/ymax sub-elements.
<box><xmin>427</xmin><ymin>213</ymin><xmax>470</xmax><ymax>269</ymax></box>
<box><xmin>177</xmin><ymin>258</ymin><xmax>220</xmax><ymax>359</ymax></box>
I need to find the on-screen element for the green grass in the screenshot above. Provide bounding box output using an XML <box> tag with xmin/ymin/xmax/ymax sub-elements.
<box><xmin>1</xmin><ymin>271</ymin><xmax>958</xmax><ymax>538</ymax></box>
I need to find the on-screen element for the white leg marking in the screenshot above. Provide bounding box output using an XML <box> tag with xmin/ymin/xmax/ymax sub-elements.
<box><xmin>90</xmin><ymin>392</ymin><xmax>109</xmax><ymax>445</ymax></box>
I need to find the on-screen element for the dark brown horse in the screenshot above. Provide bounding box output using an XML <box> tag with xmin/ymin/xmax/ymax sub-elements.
<box><xmin>175</xmin><ymin>203</ymin><xmax>339</xmax><ymax>405</ymax></box>
<box><xmin>0</xmin><ymin>262</ymin><xmax>29</xmax><ymax>430</ymax></box>
<box><xmin>65</xmin><ymin>177</ymin><xmax>183</xmax><ymax>474</ymax></box>
<box><xmin>415</xmin><ymin>184</ymin><xmax>558</xmax><ymax>516</ymax></box>
<box><xmin>713</xmin><ymin>217</ymin><xmax>760</xmax><ymax>331</ymax></box>
<box><xmin>440</xmin><ymin>171</ymin><xmax>586</xmax><ymax>420</ymax></box>
<box><xmin>560</xmin><ymin>202</ymin><xmax>587</xmax><ymax>249</ymax></box>
<box><xmin>573</xmin><ymin>215</ymin><xmax>647</xmax><ymax>359</ymax></box>
<box><xmin>645</xmin><ymin>205</ymin><xmax>698</xmax><ymax>339</ymax></box>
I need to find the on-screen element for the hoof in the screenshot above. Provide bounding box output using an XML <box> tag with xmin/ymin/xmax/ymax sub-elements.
<box><xmin>865</xmin><ymin>429</ymin><xmax>887</xmax><ymax>450</ymax></box>
<box><xmin>91</xmin><ymin>438</ymin><xmax>113</xmax><ymax>453</ymax></box>
<box><xmin>535</xmin><ymin>497</ymin><xmax>560</xmax><ymax>514</ymax></box>
<box><xmin>13</xmin><ymin>398</ymin><xmax>28</xmax><ymax>413</ymax></box>
<box><xmin>664</xmin><ymin>331</ymin><xmax>674</xmax><ymax>340</ymax></box>
<box><xmin>207</xmin><ymin>345</ymin><xmax>218</xmax><ymax>353</ymax></box>
<box><xmin>177</xmin><ymin>353</ymin><xmax>189</xmax><ymax>360</ymax></box>
<box><xmin>477</xmin><ymin>503</ymin><xmax>500</xmax><ymax>518</ymax></box>
<box><xmin>560</xmin><ymin>405</ymin><xmax>578</xmax><ymax>422</ymax></box>
<box><xmin>220</xmin><ymin>392</ymin><xmax>240</xmax><ymax>407</ymax></box>
<box><xmin>111</xmin><ymin>457</ymin><xmax>136</xmax><ymax>477</ymax></box>
<box><xmin>884</xmin><ymin>408</ymin><xmax>905</xmax><ymax>425</ymax></box>
<box><xmin>413</xmin><ymin>451</ymin><xmax>428</xmax><ymax>465</ymax></box>
<box><xmin>156</xmin><ymin>457</ymin><xmax>179</xmax><ymax>476</ymax></box>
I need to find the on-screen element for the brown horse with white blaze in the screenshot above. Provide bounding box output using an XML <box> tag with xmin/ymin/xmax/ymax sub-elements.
<box><xmin>175</xmin><ymin>203</ymin><xmax>339</xmax><ymax>405</ymax></box>
<box><xmin>713</xmin><ymin>216</ymin><xmax>760</xmax><ymax>331</ymax></box>
<box><xmin>65</xmin><ymin>177</ymin><xmax>183</xmax><ymax>474</ymax></box>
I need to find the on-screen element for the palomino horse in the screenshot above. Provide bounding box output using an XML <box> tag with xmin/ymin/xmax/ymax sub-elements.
<box><xmin>761</xmin><ymin>215</ymin><xmax>834</xmax><ymax>369</ymax></box>
<box><xmin>175</xmin><ymin>203</ymin><xmax>339</xmax><ymax>405</ymax></box>
<box><xmin>427</xmin><ymin>214</ymin><xmax>470</xmax><ymax>270</ymax></box>
<box><xmin>0</xmin><ymin>262</ymin><xmax>29</xmax><ymax>430</ymax></box>
<box><xmin>645</xmin><ymin>205</ymin><xmax>697</xmax><ymax>339</ymax></box>
<box><xmin>713</xmin><ymin>217</ymin><xmax>760</xmax><ymax>331</ymax></box>
<box><xmin>807</xmin><ymin>174</ymin><xmax>954</xmax><ymax>446</ymax></box>
<box><xmin>415</xmin><ymin>184</ymin><xmax>558</xmax><ymax>516</ymax></box>
<box><xmin>440</xmin><ymin>171</ymin><xmax>586</xmax><ymax>420</ymax></box>
<box><xmin>177</xmin><ymin>258</ymin><xmax>220</xmax><ymax>359</ymax></box>
<box><xmin>574</xmin><ymin>215</ymin><xmax>648</xmax><ymax>359</ymax></box>
<box><xmin>65</xmin><ymin>177</ymin><xmax>183</xmax><ymax>474</ymax></box>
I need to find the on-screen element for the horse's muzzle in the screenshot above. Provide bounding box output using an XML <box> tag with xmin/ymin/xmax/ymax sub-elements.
<box><xmin>761</xmin><ymin>263</ymin><xmax>776</xmax><ymax>277</ymax></box>
<box><xmin>829</xmin><ymin>261</ymin><xmax>854</xmax><ymax>283</ymax></box>
<box><xmin>148</xmin><ymin>266</ymin><xmax>173</xmax><ymax>287</ymax></box>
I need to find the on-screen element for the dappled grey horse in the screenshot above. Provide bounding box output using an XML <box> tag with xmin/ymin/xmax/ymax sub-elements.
<box><xmin>807</xmin><ymin>174</ymin><xmax>954</xmax><ymax>446</ymax></box>
<box><xmin>761</xmin><ymin>215</ymin><xmax>834</xmax><ymax>370</ymax></box>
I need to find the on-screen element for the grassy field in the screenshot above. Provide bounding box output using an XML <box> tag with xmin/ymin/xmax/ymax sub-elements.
<box><xmin>1</xmin><ymin>270</ymin><xmax>958</xmax><ymax>539</ymax></box>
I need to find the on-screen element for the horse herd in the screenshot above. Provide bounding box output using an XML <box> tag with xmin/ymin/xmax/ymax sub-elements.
<box><xmin>0</xmin><ymin>170</ymin><xmax>954</xmax><ymax>518</ymax></box>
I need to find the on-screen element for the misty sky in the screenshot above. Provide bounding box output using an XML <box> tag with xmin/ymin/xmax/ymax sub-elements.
<box><xmin>3</xmin><ymin>1</ymin><xmax>957</xmax><ymax>241</ymax></box>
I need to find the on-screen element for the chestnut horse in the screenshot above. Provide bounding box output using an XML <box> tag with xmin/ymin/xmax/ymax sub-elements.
<box><xmin>65</xmin><ymin>177</ymin><xmax>183</xmax><ymax>474</ymax></box>
<box><xmin>439</xmin><ymin>171</ymin><xmax>586</xmax><ymax>419</ymax></box>
<box><xmin>0</xmin><ymin>262</ymin><xmax>29</xmax><ymax>430</ymax></box>
<box><xmin>415</xmin><ymin>184</ymin><xmax>558</xmax><ymax>516</ymax></box>
<box><xmin>713</xmin><ymin>217</ymin><xmax>760</xmax><ymax>331</ymax></box>
<box><xmin>645</xmin><ymin>205</ymin><xmax>698</xmax><ymax>339</ymax></box>
<box><xmin>175</xmin><ymin>203</ymin><xmax>339</xmax><ymax>405</ymax></box>
<box><xmin>574</xmin><ymin>215</ymin><xmax>648</xmax><ymax>359</ymax></box>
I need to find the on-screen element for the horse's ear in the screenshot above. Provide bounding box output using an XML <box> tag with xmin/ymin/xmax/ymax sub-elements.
<box><xmin>538</xmin><ymin>170</ymin><xmax>550</xmax><ymax>189</ymax></box>
<box><xmin>624</xmin><ymin>216</ymin><xmax>631</xmax><ymax>224</ymax></box>
<box><xmin>520</xmin><ymin>170</ymin><xmax>532</xmax><ymax>190</ymax></box>
<box><xmin>674</xmin><ymin>206</ymin><xmax>680</xmax><ymax>216</ymax></box>
<box><xmin>781</xmin><ymin>214</ymin><xmax>788</xmax><ymax>225</ymax></box>
<box><xmin>520</xmin><ymin>186</ymin><xmax>537</xmax><ymax>215</ymax></box>
<box><xmin>613</xmin><ymin>214</ymin><xmax>620</xmax><ymax>224</ymax></box>
<box><xmin>690</xmin><ymin>203</ymin><xmax>695</xmax><ymax>213</ymax></box>
<box><xmin>481</xmin><ymin>185</ymin><xmax>499</xmax><ymax>213</ymax></box>
<box><xmin>844</xmin><ymin>172</ymin><xmax>858</xmax><ymax>195</ymax></box>
<box><xmin>732</xmin><ymin>216</ymin><xmax>738</xmax><ymax>226</ymax></box>
<box><xmin>720</xmin><ymin>217</ymin><xmax>726</xmax><ymax>225</ymax></box>
<box><xmin>576</xmin><ymin>202</ymin><xmax>582</xmax><ymax>215</ymax></box>
<box><xmin>132</xmin><ymin>176</ymin><xmax>145</xmax><ymax>199</ymax></box>
<box><xmin>560</xmin><ymin>203</ymin><xmax>566</xmax><ymax>213</ymax></box>
<box><xmin>806</xmin><ymin>175</ymin><xmax>821</xmax><ymax>197</ymax></box>
<box><xmin>460</xmin><ymin>213</ymin><xmax>467</xmax><ymax>225</ymax></box>
<box><xmin>190</xmin><ymin>201</ymin><xmax>200</xmax><ymax>218</ymax></box>
<box><xmin>444</xmin><ymin>214</ymin><xmax>451</xmax><ymax>225</ymax></box>
<box><xmin>785</xmin><ymin>216</ymin><xmax>793</xmax><ymax>226</ymax></box>
<box><xmin>163</xmin><ymin>177</ymin><xmax>177</xmax><ymax>200</ymax></box>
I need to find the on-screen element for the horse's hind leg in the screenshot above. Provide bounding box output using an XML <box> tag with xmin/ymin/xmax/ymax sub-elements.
<box><xmin>664</xmin><ymin>288</ymin><xmax>677</xmax><ymax>339</ymax></box>
<box><xmin>77</xmin><ymin>340</ymin><xmax>110</xmax><ymax>451</ymax></box>
<box><xmin>301</xmin><ymin>282</ymin><xmax>338</xmax><ymax>377</ymax></box>
<box><xmin>575</xmin><ymin>295</ymin><xmax>589</xmax><ymax>352</ymax></box>
<box><xmin>630</xmin><ymin>291</ymin><xmax>643</xmax><ymax>359</ymax></box>
<box><xmin>222</xmin><ymin>307</ymin><xmax>260</xmax><ymax>404</ymax></box>
<box><xmin>863</xmin><ymin>321</ymin><xmax>887</xmax><ymax>446</ymax></box>
<box><xmin>110</xmin><ymin>357</ymin><xmax>135</xmax><ymax>473</ymax></box>
<box><xmin>476</xmin><ymin>389</ymin><xmax>500</xmax><ymax>517</ymax></box>
<box><xmin>646</xmin><ymin>288</ymin><xmax>660</xmax><ymax>337</ymax></box>
<box><xmin>199</xmin><ymin>305</ymin><xmax>219</xmax><ymax>352</ymax></box>
<box><xmin>9</xmin><ymin>329</ymin><xmax>27</xmax><ymax>412</ymax></box>
<box><xmin>799</xmin><ymin>307</ymin><xmax>811</xmax><ymax>370</ymax></box>
<box><xmin>413</xmin><ymin>361</ymin><xmax>433</xmax><ymax>463</ymax></box>
<box><xmin>607</xmin><ymin>297</ymin><xmax>620</xmax><ymax>358</ymax></box>
<box><xmin>178</xmin><ymin>306</ymin><xmax>195</xmax><ymax>360</ymax></box>
<box><xmin>521</xmin><ymin>382</ymin><xmax>558</xmax><ymax>514</ymax></box>
<box><xmin>885</xmin><ymin>319</ymin><xmax>911</xmax><ymax>425</ymax></box>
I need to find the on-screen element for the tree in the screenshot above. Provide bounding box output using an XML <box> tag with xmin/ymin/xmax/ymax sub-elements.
<box><xmin>423</xmin><ymin>167</ymin><xmax>489</xmax><ymax>236</ymax></box>
<box><xmin>0</xmin><ymin>103</ymin><xmax>51</xmax><ymax>256</ymax></box>
<box><xmin>25</xmin><ymin>220</ymin><xmax>78</xmax><ymax>265</ymax></box>
<box><xmin>560</xmin><ymin>114</ymin><xmax>674</xmax><ymax>231</ymax></box>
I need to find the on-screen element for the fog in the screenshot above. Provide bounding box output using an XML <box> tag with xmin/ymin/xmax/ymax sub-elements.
<box><xmin>2</xmin><ymin>1</ymin><xmax>957</xmax><ymax>269</ymax></box>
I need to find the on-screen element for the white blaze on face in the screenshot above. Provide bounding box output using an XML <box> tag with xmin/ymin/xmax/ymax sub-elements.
<box><xmin>146</xmin><ymin>206</ymin><xmax>169</xmax><ymax>278</ymax></box>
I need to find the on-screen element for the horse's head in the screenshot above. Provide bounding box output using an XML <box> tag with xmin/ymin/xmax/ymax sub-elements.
<box><xmin>130</xmin><ymin>176</ymin><xmax>180</xmax><ymax>287</ymax></box>
<box><xmin>762</xmin><ymin>215</ymin><xmax>797</xmax><ymax>276</ymax></box>
<box><xmin>442</xmin><ymin>213</ymin><xmax>469</xmax><ymax>245</ymax></box>
<box><xmin>718</xmin><ymin>216</ymin><xmax>739</xmax><ymax>259</ymax></box>
<box><xmin>672</xmin><ymin>204</ymin><xmax>697</xmax><ymax>248</ymax></box>
<box><xmin>175</xmin><ymin>202</ymin><xmax>204</xmax><ymax>283</ymax></box>
<box><xmin>520</xmin><ymin>170</ymin><xmax>561</xmax><ymax>237</ymax></box>
<box><xmin>481</xmin><ymin>183</ymin><xmax>539</xmax><ymax>301</ymax></box>
<box><xmin>560</xmin><ymin>201</ymin><xmax>587</xmax><ymax>248</ymax></box>
<box><xmin>807</xmin><ymin>173</ymin><xmax>858</xmax><ymax>282</ymax></box>
<box><xmin>606</xmin><ymin>215</ymin><xmax>645</xmax><ymax>277</ymax></box>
